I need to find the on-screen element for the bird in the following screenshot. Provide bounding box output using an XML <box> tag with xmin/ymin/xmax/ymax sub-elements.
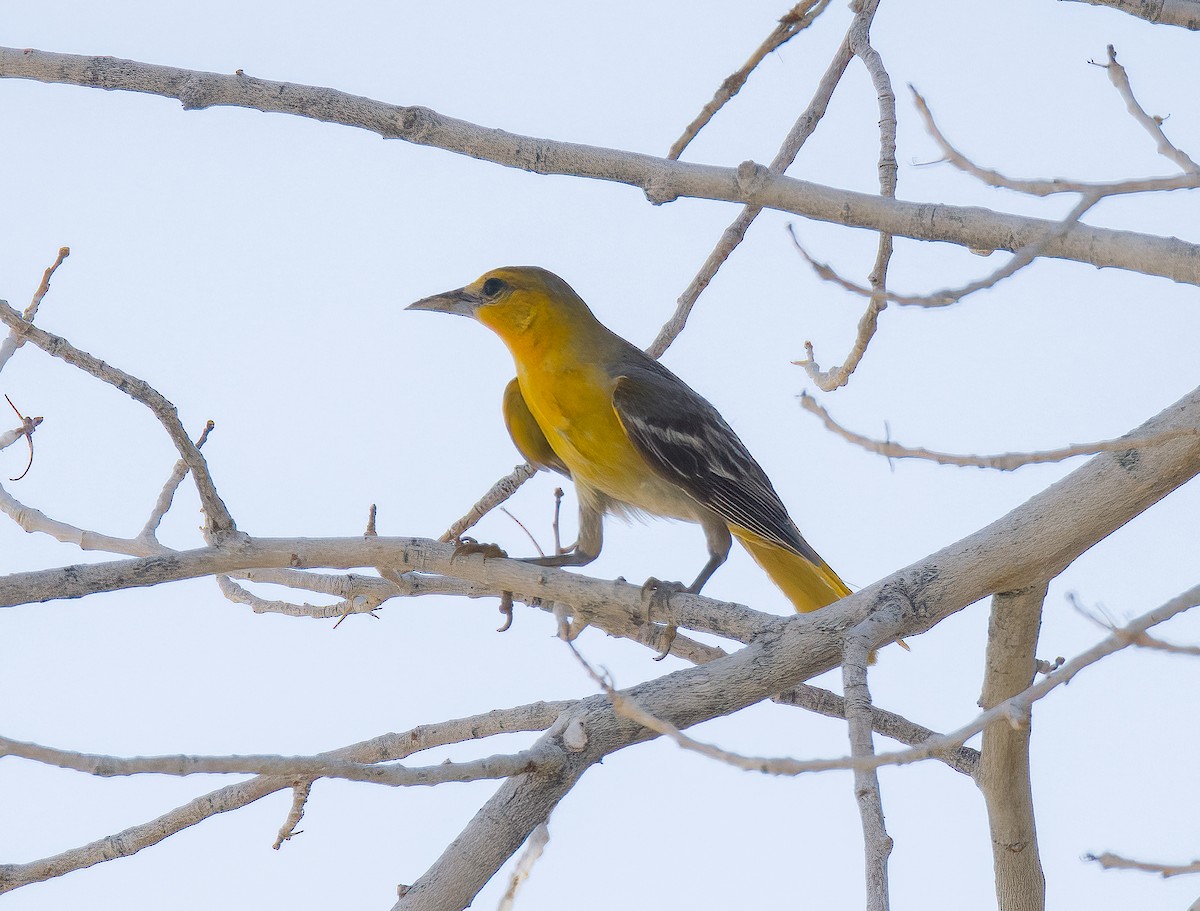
<box><xmin>408</xmin><ymin>266</ymin><xmax>850</xmax><ymax>614</ymax></box>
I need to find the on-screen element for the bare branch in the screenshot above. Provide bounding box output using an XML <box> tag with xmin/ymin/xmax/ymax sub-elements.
<box><xmin>789</xmin><ymin>193</ymin><xmax>1101</xmax><ymax>309</ymax></box>
<box><xmin>273</xmin><ymin>781</ymin><xmax>312</xmax><ymax>850</ymax></box>
<box><xmin>0</xmin><ymin>475</ymin><xmax>165</xmax><ymax>557</ymax></box>
<box><xmin>798</xmin><ymin>391</ymin><xmax>1200</xmax><ymax>471</ymax></box>
<box><xmin>0</xmin><ymin>733</ymin><xmax>552</xmax><ymax>787</ymax></box>
<box><xmin>843</xmin><ymin>627</ymin><xmax>892</xmax><ymax>911</ymax></box>
<box><xmin>647</xmin><ymin>0</ymin><xmax>878</xmax><ymax>358</ymax></box>
<box><xmin>911</xmin><ymin>87</ymin><xmax>1200</xmax><ymax>195</ymax></box>
<box><xmin>1086</xmin><ymin>851</ymin><xmax>1200</xmax><ymax>877</ymax></box>
<box><xmin>0</xmin><ymin>298</ymin><xmax>237</xmax><ymax>537</ymax></box>
<box><xmin>977</xmin><ymin>586</ymin><xmax>1049</xmax><ymax>911</ymax></box>
<box><xmin>439</xmin><ymin>463</ymin><xmax>537</xmax><ymax>543</ymax></box>
<box><xmin>1093</xmin><ymin>45</ymin><xmax>1200</xmax><ymax>172</ymax></box>
<box><xmin>394</xmin><ymin>381</ymin><xmax>1200</xmax><ymax>910</ymax></box>
<box><xmin>4</xmin><ymin>378</ymin><xmax>1200</xmax><ymax>902</ymax></box>
<box><xmin>1070</xmin><ymin>591</ymin><xmax>1200</xmax><ymax>655</ymax></box>
<box><xmin>0</xmin><ymin>700</ymin><xmax>570</xmax><ymax>893</ymax></box>
<box><xmin>668</xmin><ymin>0</ymin><xmax>831</xmax><ymax>159</ymax></box>
<box><xmin>0</xmin><ymin>246</ymin><xmax>69</xmax><ymax>373</ymax></box>
<box><xmin>1060</xmin><ymin>0</ymin><xmax>1200</xmax><ymax>30</ymax></box>
<box><xmin>565</xmin><ymin>579</ymin><xmax>1200</xmax><ymax>785</ymax></box>
<box><xmin>1</xmin><ymin>396</ymin><xmax>40</xmax><ymax>481</ymax></box>
<box><xmin>799</xmin><ymin>13</ymin><xmax>897</xmax><ymax>391</ymax></box>
<box><xmin>0</xmin><ymin>415</ymin><xmax>43</xmax><ymax>454</ymax></box>
<box><xmin>496</xmin><ymin>823</ymin><xmax>550</xmax><ymax>911</ymax></box>
<box><xmin>774</xmin><ymin>684</ymin><xmax>979</xmax><ymax>776</ymax></box>
<box><xmin>215</xmin><ymin>573</ymin><xmax>387</xmax><ymax>620</ymax></box>
<box><xmin>1</xmin><ymin>50</ymin><xmax>1195</xmax><ymax>284</ymax></box>
<box><xmin>139</xmin><ymin>419</ymin><xmax>214</xmax><ymax>541</ymax></box>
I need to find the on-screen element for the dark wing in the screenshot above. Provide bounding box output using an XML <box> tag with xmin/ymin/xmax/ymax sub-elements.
<box><xmin>611</xmin><ymin>361</ymin><xmax>823</xmax><ymax>566</ymax></box>
<box><xmin>503</xmin><ymin>378</ymin><xmax>570</xmax><ymax>476</ymax></box>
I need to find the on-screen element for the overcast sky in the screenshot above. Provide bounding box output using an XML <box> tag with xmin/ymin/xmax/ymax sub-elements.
<box><xmin>2</xmin><ymin>2</ymin><xmax>1199</xmax><ymax>909</ymax></box>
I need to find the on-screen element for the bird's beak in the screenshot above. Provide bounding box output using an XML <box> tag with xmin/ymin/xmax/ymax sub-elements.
<box><xmin>406</xmin><ymin>286</ymin><xmax>481</xmax><ymax>318</ymax></box>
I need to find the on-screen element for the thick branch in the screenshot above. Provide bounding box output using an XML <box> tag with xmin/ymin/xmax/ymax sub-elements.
<box><xmin>1</xmin><ymin>49</ymin><xmax>1197</xmax><ymax>285</ymax></box>
<box><xmin>393</xmin><ymin>384</ymin><xmax>1200</xmax><ymax>910</ymax></box>
<box><xmin>843</xmin><ymin>629</ymin><xmax>892</xmax><ymax>911</ymax></box>
<box><xmin>1060</xmin><ymin>0</ymin><xmax>1200</xmax><ymax>29</ymax></box>
<box><xmin>976</xmin><ymin>586</ymin><xmax>1049</xmax><ymax>911</ymax></box>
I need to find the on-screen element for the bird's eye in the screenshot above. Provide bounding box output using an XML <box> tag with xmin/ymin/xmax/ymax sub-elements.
<box><xmin>481</xmin><ymin>277</ymin><xmax>507</xmax><ymax>298</ymax></box>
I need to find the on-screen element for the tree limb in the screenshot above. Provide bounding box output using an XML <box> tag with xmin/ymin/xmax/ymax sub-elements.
<box><xmin>976</xmin><ymin>585</ymin><xmax>1049</xmax><ymax>911</ymax></box>
<box><xmin>1059</xmin><ymin>0</ymin><xmax>1200</xmax><ymax>29</ymax></box>
<box><xmin>391</xmin><ymin>383</ymin><xmax>1200</xmax><ymax>910</ymax></box>
<box><xmin>1</xmin><ymin>48</ymin><xmax>1197</xmax><ymax>285</ymax></box>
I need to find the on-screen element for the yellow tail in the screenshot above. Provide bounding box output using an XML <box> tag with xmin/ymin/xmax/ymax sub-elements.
<box><xmin>733</xmin><ymin>531</ymin><xmax>851</xmax><ymax>614</ymax></box>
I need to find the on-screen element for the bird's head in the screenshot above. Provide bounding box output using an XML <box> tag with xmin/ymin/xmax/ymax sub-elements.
<box><xmin>407</xmin><ymin>266</ymin><xmax>599</xmax><ymax>352</ymax></box>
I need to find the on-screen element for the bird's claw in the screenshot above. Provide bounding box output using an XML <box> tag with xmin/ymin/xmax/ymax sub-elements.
<box><xmin>451</xmin><ymin>537</ymin><xmax>508</xmax><ymax>561</ymax></box>
<box><xmin>640</xmin><ymin>577</ymin><xmax>687</xmax><ymax>625</ymax></box>
<box><xmin>652</xmin><ymin>622</ymin><xmax>678</xmax><ymax>661</ymax></box>
<box><xmin>640</xmin><ymin>578</ymin><xmax>685</xmax><ymax>661</ymax></box>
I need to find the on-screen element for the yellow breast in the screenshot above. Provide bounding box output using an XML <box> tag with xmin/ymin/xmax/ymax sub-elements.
<box><xmin>515</xmin><ymin>360</ymin><xmax>699</xmax><ymax>521</ymax></box>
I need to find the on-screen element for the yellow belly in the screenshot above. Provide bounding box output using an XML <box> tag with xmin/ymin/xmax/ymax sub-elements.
<box><xmin>516</xmin><ymin>363</ymin><xmax>699</xmax><ymax>521</ymax></box>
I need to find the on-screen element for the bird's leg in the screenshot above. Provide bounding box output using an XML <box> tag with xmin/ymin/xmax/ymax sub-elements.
<box><xmin>552</xmin><ymin>486</ymin><xmax>566</xmax><ymax>555</ymax></box>
<box><xmin>687</xmin><ymin>519</ymin><xmax>732</xmax><ymax>594</ymax></box>
<box><xmin>642</xmin><ymin>517</ymin><xmax>731</xmax><ymax>626</ymax></box>
<box><xmin>521</xmin><ymin>500</ymin><xmax>601</xmax><ymax>568</ymax></box>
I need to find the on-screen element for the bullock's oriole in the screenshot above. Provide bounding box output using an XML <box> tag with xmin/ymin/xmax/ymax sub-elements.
<box><xmin>408</xmin><ymin>266</ymin><xmax>850</xmax><ymax>613</ymax></box>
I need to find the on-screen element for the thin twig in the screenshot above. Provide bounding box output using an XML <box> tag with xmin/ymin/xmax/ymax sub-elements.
<box><xmin>911</xmin><ymin>86</ymin><xmax>1200</xmax><ymax>196</ymax></box>
<box><xmin>646</xmin><ymin>0</ymin><xmax>880</xmax><ymax>358</ymax></box>
<box><xmin>439</xmin><ymin>463</ymin><xmax>537</xmax><ymax>543</ymax></box>
<box><xmin>798</xmin><ymin>391</ymin><xmax>1200</xmax><ymax>471</ymax></box>
<box><xmin>1086</xmin><ymin>851</ymin><xmax>1200</xmax><ymax>878</ymax></box>
<box><xmin>1</xmin><ymin>395</ymin><xmax>40</xmax><ymax>481</ymax></box>
<box><xmin>0</xmin><ymin>299</ymin><xmax>237</xmax><ymax>537</ymax></box>
<box><xmin>0</xmin><ymin>414</ymin><xmax>43</xmax><ymax>454</ymax></box>
<box><xmin>0</xmin><ymin>247</ymin><xmax>69</xmax><ymax>373</ymax></box>
<box><xmin>667</xmin><ymin>0</ymin><xmax>831</xmax><ymax>160</ymax></box>
<box><xmin>496</xmin><ymin>823</ymin><xmax>551</xmax><ymax>911</ymax></box>
<box><xmin>565</xmin><ymin>583</ymin><xmax>1200</xmax><ymax>779</ymax></box>
<box><xmin>799</xmin><ymin>13</ymin><xmax>897</xmax><ymax>391</ymax></box>
<box><xmin>1092</xmin><ymin>45</ymin><xmax>1200</xmax><ymax>174</ymax></box>
<box><xmin>273</xmin><ymin>781</ymin><xmax>312</xmax><ymax>850</ymax></box>
<box><xmin>789</xmin><ymin>193</ymin><xmax>1102</xmax><ymax>309</ymax></box>
<box><xmin>0</xmin><ymin>699</ymin><xmax>572</xmax><ymax>893</ymax></box>
<box><xmin>216</xmin><ymin>573</ymin><xmax>386</xmax><ymax>621</ymax></box>
<box><xmin>500</xmin><ymin>507</ymin><xmax>545</xmax><ymax>558</ymax></box>
<box><xmin>139</xmin><ymin>419</ymin><xmax>215</xmax><ymax>541</ymax></box>
<box><xmin>0</xmin><ymin>733</ymin><xmax>552</xmax><ymax>786</ymax></box>
<box><xmin>1069</xmin><ymin>591</ymin><xmax>1200</xmax><ymax>655</ymax></box>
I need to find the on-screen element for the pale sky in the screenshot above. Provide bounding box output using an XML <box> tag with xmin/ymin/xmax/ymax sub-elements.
<box><xmin>2</xmin><ymin>2</ymin><xmax>1199</xmax><ymax>909</ymax></box>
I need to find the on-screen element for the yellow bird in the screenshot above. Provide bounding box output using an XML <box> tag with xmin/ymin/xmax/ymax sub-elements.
<box><xmin>408</xmin><ymin>266</ymin><xmax>850</xmax><ymax>613</ymax></box>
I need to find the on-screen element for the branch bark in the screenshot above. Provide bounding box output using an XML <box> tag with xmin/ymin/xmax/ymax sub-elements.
<box><xmin>0</xmin><ymin>701</ymin><xmax>569</xmax><ymax>893</ymax></box>
<box><xmin>391</xmin><ymin>383</ymin><xmax>1200</xmax><ymax>910</ymax></box>
<box><xmin>1060</xmin><ymin>0</ymin><xmax>1200</xmax><ymax>30</ymax></box>
<box><xmin>1</xmin><ymin>48</ymin><xmax>1197</xmax><ymax>285</ymax></box>
<box><xmin>976</xmin><ymin>585</ymin><xmax>1049</xmax><ymax>911</ymax></box>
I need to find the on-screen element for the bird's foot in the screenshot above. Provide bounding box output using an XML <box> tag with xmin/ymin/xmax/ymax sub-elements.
<box><xmin>638</xmin><ymin>579</ymin><xmax>682</xmax><ymax>661</ymax></box>
<box><xmin>639</xmin><ymin>577</ymin><xmax>688</xmax><ymax>627</ymax></box>
<box><xmin>451</xmin><ymin>537</ymin><xmax>508</xmax><ymax>561</ymax></box>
